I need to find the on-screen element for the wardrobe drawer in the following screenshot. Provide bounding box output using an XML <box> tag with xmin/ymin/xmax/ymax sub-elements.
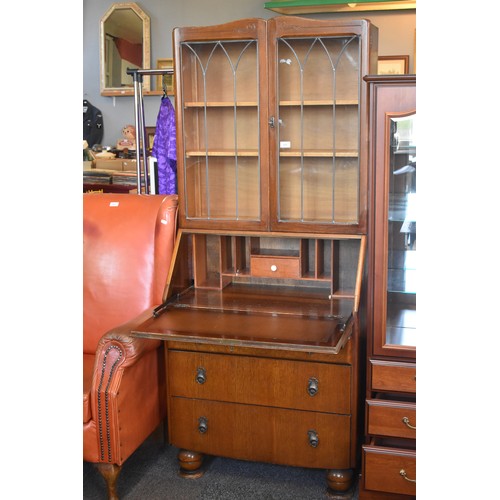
<box><xmin>168</xmin><ymin>350</ymin><xmax>351</xmax><ymax>414</ymax></box>
<box><xmin>169</xmin><ymin>397</ymin><xmax>351</xmax><ymax>469</ymax></box>
<box><xmin>363</xmin><ymin>444</ymin><xmax>416</xmax><ymax>496</ymax></box>
<box><xmin>367</xmin><ymin>399</ymin><xmax>416</xmax><ymax>439</ymax></box>
<box><xmin>250</xmin><ymin>255</ymin><xmax>301</xmax><ymax>279</ymax></box>
<box><xmin>371</xmin><ymin>360</ymin><xmax>416</xmax><ymax>394</ymax></box>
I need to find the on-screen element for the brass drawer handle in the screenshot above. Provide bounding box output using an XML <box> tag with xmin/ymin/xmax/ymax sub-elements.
<box><xmin>307</xmin><ymin>377</ymin><xmax>319</xmax><ymax>397</ymax></box>
<box><xmin>402</xmin><ymin>416</ymin><xmax>416</xmax><ymax>430</ymax></box>
<box><xmin>399</xmin><ymin>469</ymin><xmax>416</xmax><ymax>483</ymax></box>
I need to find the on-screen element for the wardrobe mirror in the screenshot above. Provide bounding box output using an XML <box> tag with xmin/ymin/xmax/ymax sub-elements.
<box><xmin>100</xmin><ymin>2</ymin><xmax>151</xmax><ymax>96</ymax></box>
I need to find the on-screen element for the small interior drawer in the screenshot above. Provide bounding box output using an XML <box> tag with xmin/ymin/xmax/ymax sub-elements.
<box><xmin>371</xmin><ymin>360</ymin><xmax>416</xmax><ymax>394</ymax></box>
<box><xmin>367</xmin><ymin>399</ymin><xmax>416</xmax><ymax>439</ymax></box>
<box><xmin>363</xmin><ymin>443</ymin><xmax>416</xmax><ymax>496</ymax></box>
<box><xmin>250</xmin><ymin>255</ymin><xmax>301</xmax><ymax>278</ymax></box>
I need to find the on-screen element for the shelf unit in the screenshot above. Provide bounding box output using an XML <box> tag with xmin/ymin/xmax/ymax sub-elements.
<box><xmin>359</xmin><ymin>74</ymin><xmax>416</xmax><ymax>499</ymax></box>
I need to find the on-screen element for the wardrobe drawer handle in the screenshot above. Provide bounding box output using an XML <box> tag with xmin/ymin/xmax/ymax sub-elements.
<box><xmin>402</xmin><ymin>416</ymin><xmax>416</xmax><ymax>430</ymax></box>
<box><xmin>399</xmin><ymin>469</ymin><xmax>416</xmax><ymax>483</ymax></box>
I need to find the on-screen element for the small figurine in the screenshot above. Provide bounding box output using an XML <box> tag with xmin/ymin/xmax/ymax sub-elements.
<box><xmin>116</xmin><ymin>124</ymin><xmax>136</xmax><ymax>150</ymax></box>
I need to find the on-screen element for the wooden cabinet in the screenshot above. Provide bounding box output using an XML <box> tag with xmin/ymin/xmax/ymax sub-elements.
<box><xmin>167</xmin><ymin>348</ymin><xmax>352</xmax><ymax>469</ymax></box>
<box><xmin>132</xmin><ymin>16</ymin><xmax>378</xmax><ymax>495</ymax></box>
<box><xmin>359</xmin><ymin>75</ymin><xmax>416</xmax><ymax>499</ymax></box>
<box><xmin>174</xmin><ymin>16</ymin><xmax>377</xmax><ymax>234</ymax></box>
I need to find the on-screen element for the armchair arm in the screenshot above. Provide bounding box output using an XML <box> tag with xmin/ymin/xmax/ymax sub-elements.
<box><xmin>90</xmin><ymin>307</ymin><xmax>164</xmax><ymax>464</ymax></box>
<box><xmin>95</xmin><ymin>307</ymin><xmax>160</xmax><ymax>369</ymax></box>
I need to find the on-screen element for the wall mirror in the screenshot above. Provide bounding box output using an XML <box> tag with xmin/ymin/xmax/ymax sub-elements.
<box><xmin>100</xmin><ymin>2</ymin><xmax>150</xmax><ymax>96</ymax></box>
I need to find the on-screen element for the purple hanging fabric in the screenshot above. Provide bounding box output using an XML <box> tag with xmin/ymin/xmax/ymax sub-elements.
<box><xmin>152</xmin><ymin>96</ymin><xmax>177</xmax><ymax>194</ymax></box>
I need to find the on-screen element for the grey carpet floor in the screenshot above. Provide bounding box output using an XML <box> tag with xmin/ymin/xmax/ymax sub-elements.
<box><xmin>83</xmin><ymin>431</ymin><xmax>360</xmax><ymax>499</ymax></box>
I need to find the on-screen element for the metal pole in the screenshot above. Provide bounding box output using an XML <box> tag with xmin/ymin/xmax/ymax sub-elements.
<box><xmin>130</xmin><ymin>70</ymin><xmax>143</xmax><ymax>194</ymax></box>
<box><xmin>136</xmin><ymin>76</ymin><xmax>149</xmax><ymax>194</ymax></box>
<box><xmin>127</xmin><ymin>67</ymin><xmax>175</xmax><ymax>194</ymax></box>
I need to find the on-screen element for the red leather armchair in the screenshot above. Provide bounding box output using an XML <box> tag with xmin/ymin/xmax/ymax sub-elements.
<box><xmin>83</xmin><ymin>193</ymin><xmax>178</xmax><ymax>499</ymax></box>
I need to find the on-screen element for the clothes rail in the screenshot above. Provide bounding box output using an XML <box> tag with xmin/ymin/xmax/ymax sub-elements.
<box><xmin>126</xmin><ymin>67</ymin><xmax>174</xmax><ymax>194</ymax></box>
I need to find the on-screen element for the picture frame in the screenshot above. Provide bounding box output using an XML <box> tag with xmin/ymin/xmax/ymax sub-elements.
<box><xmin>145</xmin><ymin>126</ymin><xmax>156</xmax><ymax>150</ymax></box>
<box><xmin>413</xmin><ymin>30</ymin><xmax>416</xmax><ymax>73</ymax></box>
<box><xmin>156</xmin><ymin>58</ymin><xmax>174</xmax><ymax>94</ymax></box>
<box><xmin>377</xmin><ymin>55</ymin><xmax>409</xmax><ymax>75</ymax></box>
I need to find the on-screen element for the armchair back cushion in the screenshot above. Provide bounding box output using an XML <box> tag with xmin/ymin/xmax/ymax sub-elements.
<box><xmin>83</xmin><ymin>194</ymin><xmax>177</xmax><ymax>354</ymax></box>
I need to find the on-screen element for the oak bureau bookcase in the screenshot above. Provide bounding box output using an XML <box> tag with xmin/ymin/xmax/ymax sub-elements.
<box><xmin>132</xmin><ymin>16</ymin><xmax>378</xmax><ymax>495</ymax></box>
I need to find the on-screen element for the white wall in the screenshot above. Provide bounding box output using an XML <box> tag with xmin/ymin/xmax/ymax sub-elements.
<box><xmin>83</xmin><ymin>0</ymin><xmax>416</xmax><ymax>146</ymax></box>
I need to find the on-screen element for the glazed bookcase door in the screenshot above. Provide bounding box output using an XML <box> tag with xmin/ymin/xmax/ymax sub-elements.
<box><xmin>174</xmin><ymin>17</ymin><xmax>376</xmax><ymax>233</ymax></box>
<box><xmin>374</xmin><ymin>109</ymin><xmax>416</xmax><ymax>358</ymax></box>
<box><xmin>386</xmin><ymin>113</ymin><xmax>416</xmax><ymax>351</ymax></box>
<box><xmin>174</xmin><ymin>19</ymin><xmax>269</xmax><ymax>231</ymax></box>
<box><xmin>369</xmin><ymin>76</ymin><xmax>416</xmax><ymax>359</ymax></box>
<box><xmin>268</xmin><ymin>17</ymin><xmax>376</xmax><ymax>234</ymax></box>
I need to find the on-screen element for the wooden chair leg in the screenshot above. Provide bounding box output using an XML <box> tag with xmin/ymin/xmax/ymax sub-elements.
<box><xmin>95</xmin><ymin>462</ymin><xmax>122</xmax><ymax>500</ymax></box>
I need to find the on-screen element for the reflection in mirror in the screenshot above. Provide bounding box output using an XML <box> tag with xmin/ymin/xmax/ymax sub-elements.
<box><xmin>100</xmin><ymin>3</ymin><xmax>150</xmax><ymax>96</ymax></box>
<box><xmin>387</xmin><ymin>112</ymin><xmax>416</xmax><ymax>348</ymax></box>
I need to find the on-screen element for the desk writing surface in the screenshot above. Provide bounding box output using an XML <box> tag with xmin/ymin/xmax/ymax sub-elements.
<box><xmin>132</xmin><ymin>285</ymin><xmax>354</xmax><ymax>353</ymax></box>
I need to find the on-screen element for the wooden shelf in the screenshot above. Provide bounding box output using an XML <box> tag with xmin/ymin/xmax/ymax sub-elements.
<box><xmin>184</xmin><ymin>149</ymin><xmax>358</xmax><ymax>158</ymax></box>
<box><xmin>186</xmin><ymin>150</ymin><xmax>259</xmax><ymax>157</ymax></box>
<box><xmin>279</xmin><ymin>149</ymin><xmax>359</xmax><ymax>158</ymax></box>
<box><xmin>184</xmin><ymin>101</ymin><xmax>258</xmax><ymax>108</ymax></box>
<box><xmin>280</xmin><ymin>99</ymin><xmax>358</xmax><ymax>106</ymax></box>
<box><xmin>183</xmin><ymin>100</ymin><xmax>358</xmax><ymax>107</ymax></box>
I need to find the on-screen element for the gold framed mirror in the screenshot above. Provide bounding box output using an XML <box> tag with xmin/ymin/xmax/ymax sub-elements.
<box><xmin>100</xmin><ymin>2</ymin><xmax>151</xmax><ymax>96</ymax></box>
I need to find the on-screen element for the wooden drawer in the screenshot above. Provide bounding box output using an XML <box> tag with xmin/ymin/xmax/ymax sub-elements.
<box><xmin>168</xmin><ymin>350</ymin><xmax>351</xmax><ymax>414</ymax></box>
<box><xmin>371</xmin><ymin>360</ymin><xmax>416</xmax><ymax>394</ymax></box>
<box><xmin>250</xmin><ymin>255</ymin><xmax>301</xmax><ymax>278</ymax></box>
<box><xmin>363</xmin><ymin>444</ymin><xmax>416</xmax><ymax>496</ymax></box>
<box><xmin>169</xmin><ymin>397</ymin><xmax>351</xmax><ymax>469</ymax></box>
<box><xmin>367</xmin><ymin>399</ymin><xmax>416</xmax><ymax>439</ymax></box>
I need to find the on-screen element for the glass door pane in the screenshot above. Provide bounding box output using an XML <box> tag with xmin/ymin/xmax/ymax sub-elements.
<box><xmin>180</xmin><ymin>39</ymin><xmax>261</xmax><ymax>221</ymax></box>
<box><xmin>276</xmin><ymin>35</ymin><xmax>361</xmax><ymax>225</ymax></box>
<box><xmin>387</xmin><ymin>113</ymin><xmax>416</xmax><ymax>347</ymax></box>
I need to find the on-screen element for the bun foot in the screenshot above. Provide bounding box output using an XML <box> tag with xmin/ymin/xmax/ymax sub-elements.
<box><xmin>177</xmin><ymin>449</ymin><xmax>205</xmax><ymax>478</ymax></box>
<box><xmin>326</xmin><ymin>468</ymin><xmax>355</xmax><ymax>498</ymax></box>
